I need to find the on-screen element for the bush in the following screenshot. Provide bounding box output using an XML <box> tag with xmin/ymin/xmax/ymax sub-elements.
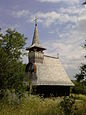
<box><xmin>59</xmin><ymin>95</ymin><xmax>76</xmax><ymax>115</ymax></box>
<box><xmin>71</xmin><ymin>81</ymin><xmax>86</xmax><ymax>94</ymax></box>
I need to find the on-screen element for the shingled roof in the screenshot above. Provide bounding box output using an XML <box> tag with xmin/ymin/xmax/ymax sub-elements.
<box><xmin>32</xmin><ymin>55</ymin><xmax>74</xmax><ymax>86</ymax></box>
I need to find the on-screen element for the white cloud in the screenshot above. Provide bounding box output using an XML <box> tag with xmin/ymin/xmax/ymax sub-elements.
<box><xmin>48</xmin><ymin>31</ymin><xmax>55</xmax><ymax>34</ymax></box>
<box><xmin>18</xmin><ymin>3</ymin><xmax>86</xmax><ymax>79</ymax></box>
<box><xmin>38</xmin><ymin>0</ymin><xmax>61</xmax><ymax>3</ymax></box>
<box><xmin>12</xmin><ymin>10</ymin><xmax>30</xmax><ymax>18</ymax></box>
<box><xmin>59</xmin><ymin>7</ymin><xmax>80</xmax><ymax>15</ymax></box>
<box><xmin>38</xmin><ymin>0</ymin><xmax>79</xmax><ymax>4</ymax></box>
<box><xmin>78</xmin><ymin>6</ymin><xmax>86</xmax><ymax>33</ymax></box>
<box><xmin>43</xmin><ymin>29</ymin><xmax>86</xmax><ymax>79</ymax></box>
<box><xmin>30</xmin><ymin>11</ymin><xmax>77</xmax><ymax>27</ymax></box>
<box><xmin>30</xmin><ymin>11</ymin><xmax>59</xmax><ymax>27</ymax></box>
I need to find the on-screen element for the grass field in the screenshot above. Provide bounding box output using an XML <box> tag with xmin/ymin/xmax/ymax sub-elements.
<box><xmin>0</xmin><ymin>94</ymin><xmax>86</xmax><ymax>115</ymax></box>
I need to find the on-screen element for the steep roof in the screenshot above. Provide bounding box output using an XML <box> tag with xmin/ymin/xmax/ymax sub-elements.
<box><xmin>32</xmin><ymin>55</ymin><xmax>74</xmax><ymax>86</ymax></box>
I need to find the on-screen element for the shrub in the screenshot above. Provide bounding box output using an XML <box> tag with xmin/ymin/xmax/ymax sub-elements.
<box><xmin>71</xmin><ymin>81</ymin><xmax>86</xmax><ymax>94</ymax></box>
<box><xmin>60</xmin><ymin>95</ymin><xmax>76</xmax><ymax>115</ymax></box>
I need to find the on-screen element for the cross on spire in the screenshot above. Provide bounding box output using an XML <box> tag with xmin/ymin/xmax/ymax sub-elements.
<box><xmin>35</xmin><ymin>17</ymin><xmax>37</xmax><ymax>26</ymax></box>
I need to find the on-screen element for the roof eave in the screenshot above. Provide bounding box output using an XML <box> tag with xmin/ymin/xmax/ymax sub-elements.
<box><xmin>26</xmin><ymin>46</ymin><xmax>46</xmax><ymax>51</ymax></box>
<box><xmin>32</xmin><ymin>84</ymin><xmax>75</xmax><ymax>86</ymax></box>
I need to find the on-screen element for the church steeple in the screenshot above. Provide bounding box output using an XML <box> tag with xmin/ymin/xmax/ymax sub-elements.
<box><xmin>26</xmin><ymin>17</ymin><xmax>46</xmax><ymax>51</ymax></box>
<box><xmin>26</xmin><ymin>17</ymin><xmax>46</xmax><ymax>63</ymax></box>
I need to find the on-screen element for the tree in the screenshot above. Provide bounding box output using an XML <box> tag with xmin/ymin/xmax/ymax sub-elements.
<box><xmin>0</xmin><ymin>28</ymin><xmax>26</xmax><ymax>99</ymax></box>
<box><xmin>75</xmin><ymin>41</ymin><xmax>86</xmax><ymax>82</ymax></box>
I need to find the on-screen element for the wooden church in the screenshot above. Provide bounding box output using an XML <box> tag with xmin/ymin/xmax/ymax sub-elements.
<box><xmin>25</xmin><ymin>19</ymin><xmax>74</xmax><ymax>97</ymax></box>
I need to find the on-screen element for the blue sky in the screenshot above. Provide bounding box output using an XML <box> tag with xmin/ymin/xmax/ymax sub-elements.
<box><xmin>0</xmin><ymin>0</ymin><xmax>86</xmax><ymax>79</ymax></box>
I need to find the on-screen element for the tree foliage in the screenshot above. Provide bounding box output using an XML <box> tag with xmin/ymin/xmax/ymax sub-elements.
<box><xmin>0</xmin><ymin>28</ymin><xmax>26</xmax><ymax>99</ymax></box>
<box><xmin>60</xmin><ymin>96</ymin><xmax>76</xmax><ymax>115</ymax></box>
<box><xmin>75</xmin><ymin>41</ymin><xmax>86</xmax><ymax>82</ymax></box>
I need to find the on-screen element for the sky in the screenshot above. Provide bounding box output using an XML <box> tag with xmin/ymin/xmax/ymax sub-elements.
<box><xmin>0</xmin><ymin>0</ymin><xmax>86</xmax><ymax>79</ymax></box>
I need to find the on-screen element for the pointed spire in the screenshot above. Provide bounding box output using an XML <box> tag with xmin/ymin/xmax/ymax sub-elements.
<box><xmin>26</xmin><ymin>17</ymin><xmax>46</xmax><ymax>51</ymax></box>
<box><xmin>32</xmin><ymin>17</ymin><xmax>40</xmax><ymax>45</ymax></box>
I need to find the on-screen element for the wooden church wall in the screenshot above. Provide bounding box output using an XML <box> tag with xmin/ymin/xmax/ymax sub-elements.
<box><xmin>32</xmin><ymin>86</ymin><xmax>70</xmax><ymax>97</ymax></box>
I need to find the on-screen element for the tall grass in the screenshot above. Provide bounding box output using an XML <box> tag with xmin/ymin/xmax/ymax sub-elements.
<box><xmin>0</xmin><ymin>94</ymin><xmax>86</xmax><ymax>115</ymax></box>
<box><xmin>0</xmin><ymin>94</ymin><xmax>62</xmax><ymax>115</ymax></box>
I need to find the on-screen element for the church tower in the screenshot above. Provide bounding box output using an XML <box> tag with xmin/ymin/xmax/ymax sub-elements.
<box><xmin>26</xmin><ymin>18</ymin><xmax>46</xmax><ymax>63</ymax></box>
